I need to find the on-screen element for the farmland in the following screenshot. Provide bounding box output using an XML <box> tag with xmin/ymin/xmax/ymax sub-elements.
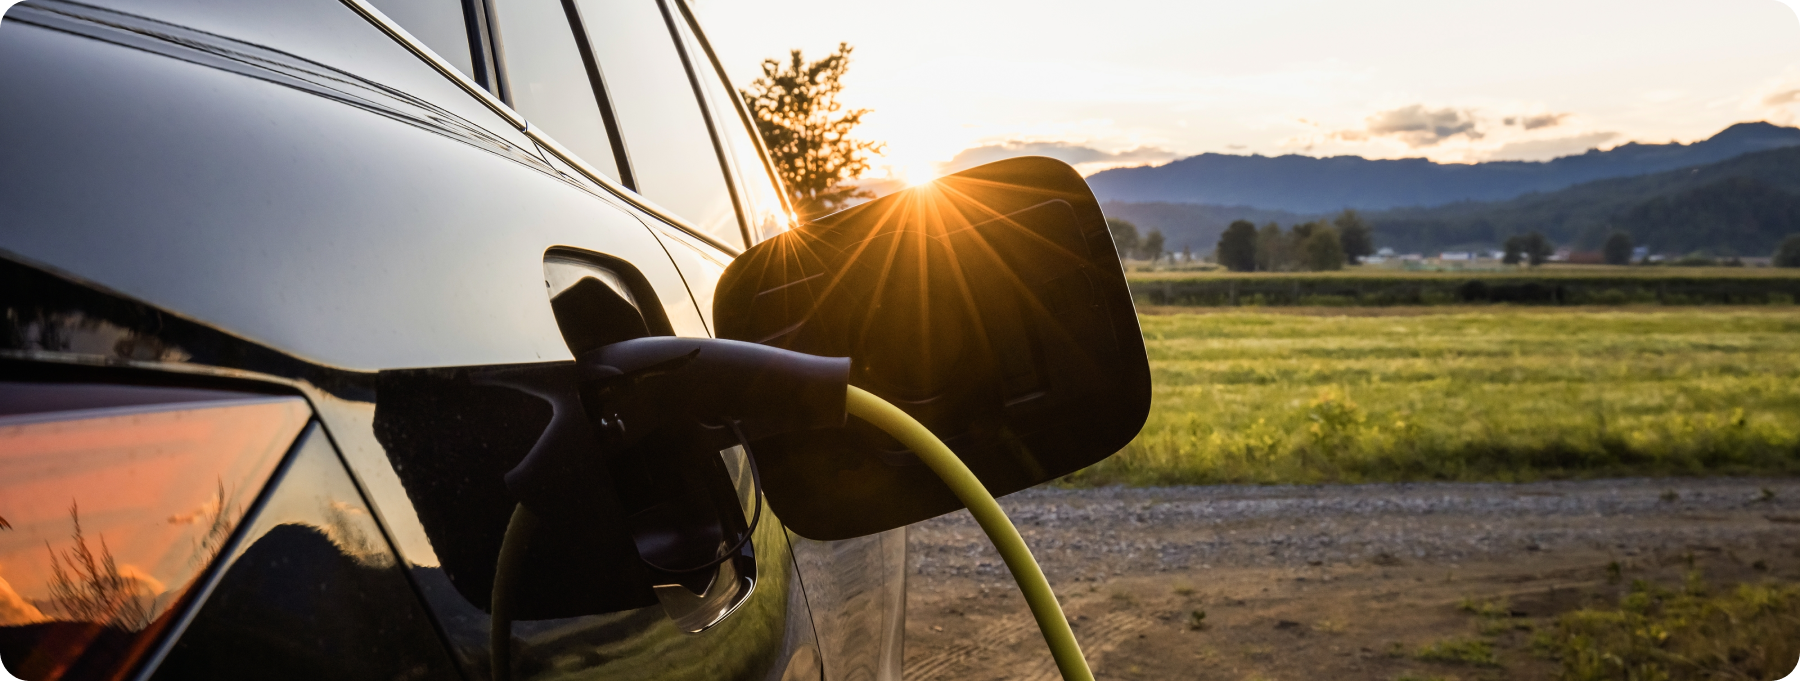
<box><xmin>1125</xmin><ymin>266</ymin><xmax>1800</xmax><ymax>307</ymax></box>
<box><xmin>1070</xmin><ymin>307</ymin><xmax>1800</xmax><ymax>486</ymax></box>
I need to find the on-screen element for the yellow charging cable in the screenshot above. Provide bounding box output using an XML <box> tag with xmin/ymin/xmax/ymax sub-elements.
<box><xmin>846</xmin><ymin>385</ymin><xmax>1094</xmax><ymax>681</ymax></box>
<box><xmin>491</xmin><ymin>386</ymin><xmax>1094</xmax><ymax>681</ymax></box>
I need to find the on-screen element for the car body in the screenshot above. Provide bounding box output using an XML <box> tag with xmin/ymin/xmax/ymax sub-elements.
<box><xmin>0</xmin><ymin>0</ymin><xmax>904</xmax><ymax>679</ymax></box>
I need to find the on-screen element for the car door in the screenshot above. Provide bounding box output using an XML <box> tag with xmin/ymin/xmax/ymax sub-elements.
<box><xmin>0</xmin><ymin>0</ymin><xmax>808</xmax><ymax>678</ymax></box>
<box><xmin>363</xmin><ymin>0</ymin><xmax>826</xmax><ymax>678</ymax></box>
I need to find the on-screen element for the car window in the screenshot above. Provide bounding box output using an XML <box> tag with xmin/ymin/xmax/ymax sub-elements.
<box><xmin>0</xmin><ymin>386</ymin><xmax>309</xmax><ymax>680</ymax></box>
<box><xmin>367</xmin><ymin>0</ymin><xmax>476</xmax><ymax>80</ymax></box>
<box><xmin>491</xmin><ymin>0</ymin><xmax>624</xmax><ymax>184</ymax></box>
<box><xmin>672</xmin><ymin>3</ymin><xmax>792</xmax><ymax>243</ymax></box>
<box><xmin>577</xmin><ymin>0</ymin><xmax>744</xmax><ymax>249</ymax></box>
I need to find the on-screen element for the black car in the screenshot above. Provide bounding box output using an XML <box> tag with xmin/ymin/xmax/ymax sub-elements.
<box><xmin>0</xmin><ymin>0</ymin><xmax>1150</xmax><ymax>679</ymax></box>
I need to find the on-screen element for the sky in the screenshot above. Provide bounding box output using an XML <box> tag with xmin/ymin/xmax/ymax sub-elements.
<box><xmin>691</xmin><ymin>0</ymin><xmax>1800</xmax><ymax>183</ymax></box>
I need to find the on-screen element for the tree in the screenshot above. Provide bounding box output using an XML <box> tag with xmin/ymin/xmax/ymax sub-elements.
<box><xmin>1255</xmin><ymin>222</ymin><xmax>1291</xmax><ymax>271</ymax></box>
<box><xmin>1504</xmin><ymin>231</ymin><xmax>1554</xmax><ymax>266</ymax></box>
<box><xmin>1140</xmin><ymin>230</ymin><xmax>1165</xmax><ymax>263</ymax></box>
<box><xmin>742</xmin><ymin>43</ymin><xmax>885</xmax><ymax>219</ymax></box>
<box><xmin>1602</xmin><ymin>231</ymin><xmax>1634</xmax><ymax>265</ymax></box>
<box><xmin>1106</xmin><ymin>218</ymin><xmax>1140</xmax><ymax>260</ymax></box>
<box><xmin>1301</xmin><ymin>226</ymin><xmax>1346</xmax><ymax>271</ymax></box>
<box><xmin>1776</xmin><ymin>234</ymin><xmax>1800</xmax><ymax>268</ymax></box>
<box><xmin>1216</xmin><ymin>220</ymin><xmax>1258</xmax><ymax>272</ymax></box>
<box><xmin>1334</xmin><ymin>209</ymin><xmax>1374</xmax><ymax>264</ymax></box>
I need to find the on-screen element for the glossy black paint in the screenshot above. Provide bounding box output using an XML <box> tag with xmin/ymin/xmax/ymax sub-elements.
<box><xmin>150</xmin><ymin>424</ymin><xmax>460</xmax><ymax>681</ymax></box>
<box><xmin>0</xmin><ymin>0</ymin><xmax>822</xmax><ymax>677</ymax></box>
<box><xmin>715</xmin><ymin>156</ymin><xmax>1152</xmax><ymax>540</ymax></box>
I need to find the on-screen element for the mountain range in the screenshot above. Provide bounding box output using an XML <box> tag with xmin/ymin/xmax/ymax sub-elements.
<box><xmin>1087</xmin><ymin>122</ymin><xmax>1800</xmax><ymax>214</ymax></box>
<box><xmin>1369</xmin><ymin>145</ymin><xmax>1800</xmax><ymax>255</ymax></box>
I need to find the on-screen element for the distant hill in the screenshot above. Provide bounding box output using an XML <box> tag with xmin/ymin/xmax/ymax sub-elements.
<box><xmin>1365</xmin><ymin>145</ymin><xmax>1800</xmax><ymax>255</ymax></box>
<box><xmin>1085</xmin><ymin>122</ymin><xmax>1800</xmax><ymax>213</ymax></box>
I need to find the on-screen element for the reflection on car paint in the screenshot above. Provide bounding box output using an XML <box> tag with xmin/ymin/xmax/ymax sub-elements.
<box><xmin>0</xmin><ymin>391</ymin><xmax>309</xmax><ymax>680</ymax></box>
<box><xmin>789</xmin><ymin>530</ymin><xmax>906</xmax><ymax>681</ymax></box>
<box><xmin>148</xmin><ymin>424</ymin><xmax>460</xmax><ymax>681</ymax></box>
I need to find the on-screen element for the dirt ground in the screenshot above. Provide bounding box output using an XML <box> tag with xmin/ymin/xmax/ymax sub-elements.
<box><xmin>901</xmin><ymin>477</ymin><xmax>1800</xmax><ymax>681</ymax></box>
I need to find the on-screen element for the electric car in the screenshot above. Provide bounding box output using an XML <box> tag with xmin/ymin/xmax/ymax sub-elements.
<box><xmin>0</xmin><ymin>0</ymin><xmax>1149</xmax><ymax>679</ymax></box>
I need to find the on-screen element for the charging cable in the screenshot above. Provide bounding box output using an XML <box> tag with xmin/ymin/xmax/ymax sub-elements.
<box><xmin>490</xmin><ymin>384</ymin><xmax>1093</xmax><ymax>681</ymax></box>
<box><xmin>845</xmin><ymin>386</ymin><xmax>1094</xmax><ymax>681</ymax></box>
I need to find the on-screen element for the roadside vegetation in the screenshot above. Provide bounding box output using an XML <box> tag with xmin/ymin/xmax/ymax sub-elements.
<box><xmin>1069</xmin><ymin>307</ymin><xmax>1800</xmax><ymax>486</ymax></box>
<box><xmin>1535</xmin><ymin>575</ymin><xmax>1800</xmax><ymax>681</ymax></box>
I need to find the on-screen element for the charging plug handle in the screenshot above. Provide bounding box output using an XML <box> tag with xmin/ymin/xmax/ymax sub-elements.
<box><xmin>504</xmin><ymin>337</ymin><xmax>850</xmax><ymax>518</ymax></box>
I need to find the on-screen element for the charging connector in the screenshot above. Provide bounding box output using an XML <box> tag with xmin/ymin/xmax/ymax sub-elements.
<box><xmin>487</xmin><ymin>339</ymin><xmax>1093</xmax><ymax>681</ymax></box>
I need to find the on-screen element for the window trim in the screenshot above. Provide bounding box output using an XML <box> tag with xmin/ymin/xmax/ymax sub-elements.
<box><xmin>652</xmin><ymin>0</ymin><xmax>752</xmax><ymax>249</ymax></box>
<box><xmin>670</xmin><ymin>0</ymin><xmax>799</xmax><ymax>235</ymax></box>
<box><xmin>560</xmin><ymin>0</ymin><xmax>638</xmax><ymax>189</ymax></box>
<box><xmin>338</xmin><ymin>0</ymin><xmax>747</xmax><ymax>256</ymax></box>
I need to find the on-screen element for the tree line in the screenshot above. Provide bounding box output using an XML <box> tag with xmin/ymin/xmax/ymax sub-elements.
<box><xmin>1213</xmin><ymin>210</ymin><xmax>1373</xmax><ymax>272</ymax></box>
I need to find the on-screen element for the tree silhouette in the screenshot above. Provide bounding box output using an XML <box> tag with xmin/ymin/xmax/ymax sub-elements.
<box><xmin>1106</xmin><ymin>218</ymin><xmax>1140</xmax><ymax>260</ymax></box>
<box><xmin>1334</xmin><ymin>210</ymin><xmax>1374</xmax><ymax>264</ymax></box>
<box><xmin>1302</xmin><ymin>226</ymin><xmax>1346</xmax><ymax>271</ymax></box>
<box><xmin>1140</xmin><ymin>230</ymin><xmax>1165</xmax><ymax>263</ymax></box>
<box><xmin>741</xmin><ymin>43</ymin><xmax>885</xmax><ymax>219</ymax></box>
<box><xmin>1216</xmin><ymin>220</ymin><xmax>1257</xmax><ymax>272</ymax></box>
<box><xmin>1603</xmin><ymin>231</ymin><xmax>1634</xmax><ymax>265</ymax></box>
<box><xmin>1776</xmin><ymin>234</ymin><xmax>1800</xmax><ymax>268</ymax></box>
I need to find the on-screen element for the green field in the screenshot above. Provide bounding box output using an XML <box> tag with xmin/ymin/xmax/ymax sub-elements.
<box><xmin>1125</xmin><ymin>266</ymin><xmax>1800</xmax><ymax>307</ymax></box>
<box><xmin>1069</xmin><ymin>307</ymin><xmax>1800</xmax><ymax>486</ymax></box>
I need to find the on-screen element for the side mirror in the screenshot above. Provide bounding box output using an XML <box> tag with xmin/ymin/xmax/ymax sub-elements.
<box><xmin>715</xmin><ymin>156</ymin><xmax>1151</xmax><ymax>540</ymax></box>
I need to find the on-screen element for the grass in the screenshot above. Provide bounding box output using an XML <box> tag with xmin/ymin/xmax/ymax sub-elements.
<box><xmin>1128</xmin><ymin>265</ymin><xmax>1800</xmax><ymax>281</ymax></box>
<box><xmin>1124</xmin><ymin>265</ymin><xmax>1800</xmax><ymax>307</ymax></box>
<box><xmin>1069</xmin><ymin>307</ymin><xmax>1800</xmax><ymax>486</ymax></box>
<box><xmin>1414</xmin><ymin>638</ymin><xmax>1502</xmax><ymax>667</ymax></box>
<box><xmin>1534</xmin><ymin>575</ymin><xmax>1800</xmax><ymax>681</ymax></box>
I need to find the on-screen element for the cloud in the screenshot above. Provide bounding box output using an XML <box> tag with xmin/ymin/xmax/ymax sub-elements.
<box><xmin>1345</xmin><ymin>105</ymin><xmax>1484</xmax><ymax>147</ymax></box>
<box><xmin>1483</xmin><ymin>132</ymin><xmax>1620</xmax><ymax>162</ymax></box>
<box><xmin>1503</xmin><ymin>113</ymin><xmax>1571</xmax><ymax>130</ymax></box>
<box><xmin>1764</xmin><ymin>89</ymin><xmax>1800</xmax><ymax>107</ymax></box>
<box><xmin>940</xmin><ymin>141</ymin><xmax>1179</xmax><ymax>175</ymax></box>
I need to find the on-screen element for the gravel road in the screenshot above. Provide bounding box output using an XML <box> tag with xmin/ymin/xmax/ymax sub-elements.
<box><xmin>903</xmin><ymin>477</ymin><xmax>1800</xmax><ymax>681</ymax></box>
<box><xmin>911</xmin><ymin>477</ymin><xmax>1800</xmax><ymax>582</ymax></box>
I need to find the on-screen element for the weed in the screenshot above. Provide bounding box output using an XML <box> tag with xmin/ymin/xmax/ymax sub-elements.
<box><xmin>1759</xmin><ymin>487</ymin><xmax>1778</xmax><ymax>502</ymax></box>
<box><xmin>1660</xmin><ymin>489</ymin><xmax>1680</xmax><ymax>503</ymax></box>
<box><xmin>1414</xmin><ymin>638</ymin><xmax>1502</xmax><ymax>667</ymax></box>
<box><xmin>1313</xmin><ymin>618</ymin><xmax>1348</xmax><ymax>633</ymax></box>
<box><xmin>1605</xmin><ymin>561</ymin><xmax>1623</xmax><ymax>584</ymax></box>
<box><xmin>1188</xmin><ymin>609</ymin><xmax>1208</xmax><ymax>631</ymax></box>
<box><xmin>1458</xmin><ymin>597</ymin><xmax>1510</xmax><ymax>619</ymax></box>
<box><xmin>1172</xmin><ymin>582</ymin><xmax>1196</xmax><ymax>597</ymax></box>
<box><xmin>1393</xmin><ymin>674</ymin><xmax>1458</xmax><ymax>681</ymax></box>
<box><xmin>1110</xmin><ymin>591</ymin><xmax>1138</xmax><ymax>607</ymax></box>
<box><xmin>1536</xmin><ymin>574</ymin><xmax>1800</xmax><ymax>680</ymax></box>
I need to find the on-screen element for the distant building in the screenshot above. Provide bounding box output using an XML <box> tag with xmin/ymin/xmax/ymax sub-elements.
<box><xmin>1439</xmin><ymin>252</ymin><xmax>1472</xmax><ymax>261</ymax></box>
<box><xmin>1377</xmin><ymin>247</ymin><xmax>1396</xmax><ymax>257</ymax></box>
<box><xmin>1631</xmin><ymin>246</ymin><xmax>1650</xmax><ymax>261</ymax></box>
<box><xmin>1400</xmin><ymin>253</ymin><xmax>1424</xmax><ymax>261</ymax></box>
